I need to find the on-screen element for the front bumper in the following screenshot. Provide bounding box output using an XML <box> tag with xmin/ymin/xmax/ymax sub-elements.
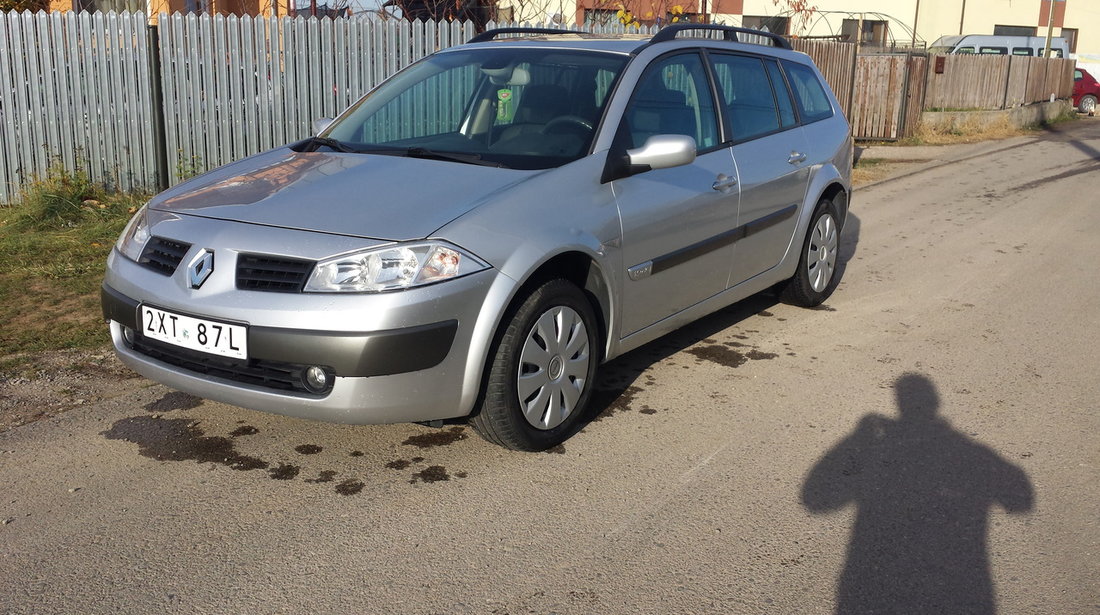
<box><xmin>102</xmin><ymin>247</ymin><xmax>515</xmax><ymax>424</ymax></box>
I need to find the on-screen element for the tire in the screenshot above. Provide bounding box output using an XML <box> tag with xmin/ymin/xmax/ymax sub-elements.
<box><xmin>470</xmin><ymin>279</ymin><xmax>600</xmax><ymax>451</ymax></box>
<box><xmin>1079</xmin><ymin>95</ymin><xmax>1097</xmax><ymax>116</ymax></box>
<box><xmin>780</xmin><ymin>197</ymin><xmax>842</xmax><ymax>307</ymax></box>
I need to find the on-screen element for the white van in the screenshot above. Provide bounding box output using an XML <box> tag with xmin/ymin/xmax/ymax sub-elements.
<box><xmin>930</xmin><ymin>35</ymin><xmax>1069</xmax><ymax>58</ymax></box>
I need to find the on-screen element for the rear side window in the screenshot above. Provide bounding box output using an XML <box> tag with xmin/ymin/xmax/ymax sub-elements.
<box><xmin>710</xmin><ymin>54</ymin><xmax>781</xmax><ymax>141</ymax></box>
<box><xmin>1012</xmin><ymin>47</ymin><xmax>1033</xmax><ymax>56</ymax></box>
<box><xmin>782</xmin><ymin>61</ymin><xmax>833</xmax><ymax>123</ymax></box>
<box><xmin>765</xmin><ymin>60</ymin><xmax>798</xmax><ymax>129</ymax></box>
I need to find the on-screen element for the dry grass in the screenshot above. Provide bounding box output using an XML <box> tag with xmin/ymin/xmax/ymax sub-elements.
<box><xmin>906</xmin><ymin>115</ymin><xmax>1032</xmax><ymax>145</ymax></box>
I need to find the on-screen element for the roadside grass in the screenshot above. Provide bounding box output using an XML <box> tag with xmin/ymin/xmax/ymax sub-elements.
<box><xmin>0</xmin><ymin>165</ymin><xmax>146</xmax><ymax>359</ymax></box>
<box><xmin>851</xmin><ymin>157</ymin><xmax>896</xmax><ymax>186</ymax></box>
<box><xmin>900</xmin><ymin>109</ymin><xmax>1078</xmax><ymax>146</ymax></box>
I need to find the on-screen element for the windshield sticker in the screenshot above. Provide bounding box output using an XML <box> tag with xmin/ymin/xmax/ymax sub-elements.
<box><xmin>497</xmin><ymin>89</ymin><xmax>514</xmax><ymax>122</ymax></box>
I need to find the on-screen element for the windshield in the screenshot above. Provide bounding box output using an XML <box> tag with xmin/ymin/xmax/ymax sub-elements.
<box><xmin>325</xmin><ymin>48</ymin><xmax>629</xmax><ymax>170</ymax></box>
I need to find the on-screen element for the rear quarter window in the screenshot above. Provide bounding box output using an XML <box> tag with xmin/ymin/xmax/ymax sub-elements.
<box><xmin>782</xmin><ymin>61</ymin><xmax>833</xmax><ymax>124</ymax></box>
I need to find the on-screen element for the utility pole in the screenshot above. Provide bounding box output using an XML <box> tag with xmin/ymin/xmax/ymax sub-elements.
<box><xmin>1042</xmin><ymin>0</ymin><xmax>1057</xmax><ymax>58</ymax></box>
<box><xmin>958</xmin><ymin>0</ymin><xmax>966</xmax><ymax>35</ymax></box>
<box><xmin>912</xmin><ymin>0</ymin><xmax>920</xmax><ymax>47</ymax></box>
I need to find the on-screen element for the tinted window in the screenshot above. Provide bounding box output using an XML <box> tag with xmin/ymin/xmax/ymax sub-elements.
<box><xmin>1012</xmin><ymin>47</ymin><xmax>1033</xmax><ymax>56</ymax></box>
<box><xmin>710</xmin><ymin>54</ymin><xmax>781</xmax><ymax>141</ymax></box>
<box><xmin>765</xmin><ymin>60</ymin><xmax>798</xmax><ymax>129</ymax></box>
<box><xmin>979</xmin><ymin>46</ymin><xmax>1007</xmax><ymax>54</ymax></box>
<box><xmin>783</xmin><ymin>61</ymin><xmax>833</xmax><ymax>123</ymax></box>
<box><xmin>624</xmin><ymin>53</ymin><xmax>719</xmax><ymax>150</ymax></box>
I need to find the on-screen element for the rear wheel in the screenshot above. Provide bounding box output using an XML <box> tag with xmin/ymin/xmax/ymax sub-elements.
<box><xmin>780</xmin><ymin>197</ymin><xmax>842</xmax><ymax>307</ymax></box>
<box><xmin>1080</xmin><ymin>94</ymin><xmax>1097</xmax><ymax>116</ymax></box>
<box><xmin>471</xmin><ymin>279</ymin><xmax>599</xmax><ymax>451</ymax></box>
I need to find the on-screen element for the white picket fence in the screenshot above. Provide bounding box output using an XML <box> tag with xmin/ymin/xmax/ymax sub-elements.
<box><xmin>0</xmin><ymin>11</ymin><xmax>665</xmax><ymax>202</ymax></box>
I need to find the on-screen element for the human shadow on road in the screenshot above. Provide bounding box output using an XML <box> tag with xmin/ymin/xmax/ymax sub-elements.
<box><xmin>801</xmin><ymin>373</ymin><xmax>1033</xmax><ymax>615</ymax></box>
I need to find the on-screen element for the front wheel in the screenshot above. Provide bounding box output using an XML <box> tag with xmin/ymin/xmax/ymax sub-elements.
<box><xmin>1080</xmin><ymin>94</ymin><xmax>1097</xmax><ymax>116</ymax></box>
<box><xmin>470</xmin><ymin>279</ymin><xmax>600</xmax><ymax>451</ymax></box>
<box><xmin>780</xmin><ymin>198</ymin><xmax>842</xmax><ymax>307</ymax></box>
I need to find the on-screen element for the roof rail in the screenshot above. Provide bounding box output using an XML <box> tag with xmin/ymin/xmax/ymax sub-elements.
<box><xmin>467</xmin><ymin>28</ymin><xmax>580</xmax><ymax>44</ymax></box>
<box><xmin>647</xmin><ymin>24</ymin><xmax>793</xmax><ymax>50</ymax></box>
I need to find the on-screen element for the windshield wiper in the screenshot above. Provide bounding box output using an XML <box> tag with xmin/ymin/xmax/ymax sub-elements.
<box><xmin>300</xmin><ymin>136</ymin><xmax>361</xmax><ymax>154</ymax></box>
<box><xmin>403</xmin><ymin>147</ymin><xmax>506</xmax><ymax>168</ymax></box>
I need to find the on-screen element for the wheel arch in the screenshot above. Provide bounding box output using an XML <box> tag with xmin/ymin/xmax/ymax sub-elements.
<box><xmin>820</xmin><ymin>180</ymin><xmax>850</xmax><ymax>228</ymax></box>
<box><xmin>504</xmin><ymin>250</ymin><xmax>613</xmax><ymax>364</ymax></box>
<box><xmin>463</xmin><ymin>250</ymin><xmax>613</xmax><ymax>427</ymax></box>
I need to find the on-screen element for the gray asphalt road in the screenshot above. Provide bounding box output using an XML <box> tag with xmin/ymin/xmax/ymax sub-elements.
<box><xmin>3</xmin><ymin>119</ymin><xmax>1099</xmax><ymax>615</ymax></box>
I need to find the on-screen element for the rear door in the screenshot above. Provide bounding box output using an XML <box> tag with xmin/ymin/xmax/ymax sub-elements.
<box><xmin>710</xmin><ymin>53</ymin><xmax>810</xmax><ymax>286</ymax></box>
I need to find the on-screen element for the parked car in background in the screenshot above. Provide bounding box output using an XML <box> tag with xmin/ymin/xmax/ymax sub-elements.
<box><xmin>1073</xmin><ymin>67</ymin><xmax>1099</xmax><ymax>115</ymax></box>
<box><xmin>929</xmin><ymin>34</ymin><xmax>1069</xmax><ymax>58</ymax></box>
<box><xmin>102</xmin><ymin>24</ymin><xmax>853</xmax><ymax>451</ymax></box>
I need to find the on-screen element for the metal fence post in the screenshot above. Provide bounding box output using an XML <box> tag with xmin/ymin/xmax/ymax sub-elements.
<box><xmin>147</xmin><ymin>20</ymin><xmax>170</xmax><ymax>192</ymax></box>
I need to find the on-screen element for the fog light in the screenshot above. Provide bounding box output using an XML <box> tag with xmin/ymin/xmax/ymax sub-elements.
<box><xmin>122</xmin><ymin>326</ymin><xmax>135</xmax><ymax>346</ymax></box>
<box><xmin>304</xmin><ymin>366</ymin><xmax>329</xmax><ymax>393</ymax></box>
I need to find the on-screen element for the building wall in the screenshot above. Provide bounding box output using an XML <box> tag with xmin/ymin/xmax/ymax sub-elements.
<box><xmin>497</xmin><ymin>0</ymin><xmax>1094</xmax><ymax>58</ymax></box>
<box><xmin>736</xmin><ymin>0</ymin><xmax>1095</xmax><ymax>56</ymax></box>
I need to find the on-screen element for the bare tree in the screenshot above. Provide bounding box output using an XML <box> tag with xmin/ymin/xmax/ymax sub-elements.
<box><xmin>772</xmin><ymin>0</ymin><xmax>815</xmax><ymax>35</ymax></box>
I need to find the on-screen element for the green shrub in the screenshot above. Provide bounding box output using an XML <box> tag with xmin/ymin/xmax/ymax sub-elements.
<box><xmin>8</xmin><ymin>163</ymin><xmax>132</xmax><ymax>231</ymax></box>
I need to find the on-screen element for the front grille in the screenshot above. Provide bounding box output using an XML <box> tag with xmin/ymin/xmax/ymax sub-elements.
<box><xmin>236</xmin><ymin>254</ymin><xmax>315</xmax><ymax>293</ymax></box>
<box><xmin>129</xmin><ymin>335</ymin><xmax>332</xmax><ymax>396</ymax></box>
<box><xmin>140</xmin><ymin>237</ymin><xmax>192</xmax><ymax>275</ymax></box>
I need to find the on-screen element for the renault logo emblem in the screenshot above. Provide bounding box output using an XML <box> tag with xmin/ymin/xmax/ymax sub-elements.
<box><xmin>187</xmin><ymin>249</ymin><xmax>214</xmax><ymax>289</ymax></box>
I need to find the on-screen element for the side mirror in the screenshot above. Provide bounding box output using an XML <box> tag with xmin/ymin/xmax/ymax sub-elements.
<box><xmin>313</xmin><ymin>117</ymin><xmax>334</xmax><ymax>135</ymax></box>
<box><xmin>627</xmin><ymin>134</ymin><xmax>697</xmax><ymax>170</ymax></box>
<box><xmin>602</xmin><ymin>134</ymin><xmax>696</xmax><ymax>183</ymax></box>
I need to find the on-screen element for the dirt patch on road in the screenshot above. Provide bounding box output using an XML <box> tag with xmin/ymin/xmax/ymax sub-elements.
<box><xmin>0</xmin><ymin>347</ymin><xmax>147</xmax><ymax>433</ymax></box>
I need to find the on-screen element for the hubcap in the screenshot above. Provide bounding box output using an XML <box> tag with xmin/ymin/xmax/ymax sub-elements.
<box><xmin>516</xmin><ymin>306</ymin><xmax>590</xmax><ymax>430</ymax></box>
<box><xmin>807</xmin><ymin>213</ymin><xmax>838</xmax><ymax>293</ymax></box>
<box><xmin>1084</xmin><ymin>96</ymin><xmax>1097</xmax><ymax>114</ymax></box>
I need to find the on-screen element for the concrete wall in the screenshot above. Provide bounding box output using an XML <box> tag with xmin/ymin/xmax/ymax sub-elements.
<box><xmin>920</xmin><ymin>99</ymin><xmax>1075</xmax><ymax>134</ymax></box>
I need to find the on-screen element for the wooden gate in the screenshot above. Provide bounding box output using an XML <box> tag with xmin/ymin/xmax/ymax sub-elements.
<box><xmin>849</xmin><ymin>53</ymin><xmax>927</xmax><ymax>141</ymax></box>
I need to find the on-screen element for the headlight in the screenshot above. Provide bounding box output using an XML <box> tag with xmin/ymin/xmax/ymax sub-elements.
<box><xmin>116</xmin><ymin>205</ymin><xmax>150</xmax><ymax>262</ymax></box>
<box><xmin>304</xmin><ymin>242</ymin><xmax>489</xmax><ymax>293</ymax></box>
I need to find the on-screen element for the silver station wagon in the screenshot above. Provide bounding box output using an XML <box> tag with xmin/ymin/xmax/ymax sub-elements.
<box><xmin>102</xmin><ymin>24</ymin><xmax>852</xmax><ymax>451</ymax></box>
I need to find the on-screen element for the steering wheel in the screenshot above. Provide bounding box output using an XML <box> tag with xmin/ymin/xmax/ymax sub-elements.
<box><xmin>542</xmin><ymin>115</ymin><xmax>594</xmax><ymax>135</ymax></box>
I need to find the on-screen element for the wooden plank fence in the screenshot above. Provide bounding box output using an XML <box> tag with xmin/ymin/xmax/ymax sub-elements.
<box><xmin>925</xmin><ymin>53</ymin><xmax>1075</xmax><ymax>111</ymax></box>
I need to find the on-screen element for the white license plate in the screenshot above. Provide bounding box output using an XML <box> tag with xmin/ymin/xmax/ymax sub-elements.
<box><xmin>140</xmin><ymin>305</ymin><xmax>248</xmax><ymax>360</ymax></box>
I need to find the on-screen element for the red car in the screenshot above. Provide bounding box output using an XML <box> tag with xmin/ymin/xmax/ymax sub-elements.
<box><xmin>1074</xmin><ymin>67</ymin><xmax>1099</xmax><ymax>116</ymax></box>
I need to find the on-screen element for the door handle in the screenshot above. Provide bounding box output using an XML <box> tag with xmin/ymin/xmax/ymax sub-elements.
<box><xmin>788</xmin><ymin>151</ymin><xmax>807</xmax><ymax>165</ymax></box>
<box><xmin>712</xmin><ymin>174</ymin><xmax>738</xmax><ymax>192</ymax></box>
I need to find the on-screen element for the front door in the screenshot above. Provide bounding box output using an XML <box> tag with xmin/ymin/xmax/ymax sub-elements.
<box><xmin>613</xmin><ymin>51</ymin><xmax>739</xmax><ymax>336</ymax></box>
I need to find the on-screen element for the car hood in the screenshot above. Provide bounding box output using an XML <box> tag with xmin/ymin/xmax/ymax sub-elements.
<box><xmin>149</xmin><ymin>148</ymin><xmax>532</xmax><ymax>241</ymax></box>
